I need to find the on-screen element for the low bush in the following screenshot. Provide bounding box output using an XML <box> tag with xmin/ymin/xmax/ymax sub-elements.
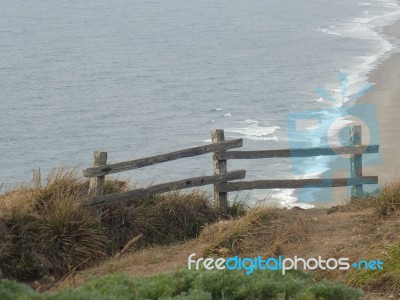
<box><xmin>0</xmin><ymin>268</ymin><xmax>363</xmax><ymax>300</ymax></box>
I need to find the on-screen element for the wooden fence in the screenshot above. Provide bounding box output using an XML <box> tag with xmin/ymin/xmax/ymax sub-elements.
<box><xmin>83</xmin><ymin>125</ymin><xmax>379</xmax><ymax>213</ymax></box>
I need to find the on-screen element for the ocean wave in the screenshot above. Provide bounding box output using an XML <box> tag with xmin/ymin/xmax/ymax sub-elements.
<box><xmin>271</xmin><ymin>189</ymin><xmax>315</xmax><ymax>209</ymax></box>
<box><xmin>314</xmin><ymin>27</ymin><xmax>342</xmax><ymax>36</ymax></box>
<box><xmin>321</xmin><ymin>0</ymin><xmax>400</xmax><ymax>101</ymax></box>
<box><xmin>226</xmin><ymin>124</ymin><xmax>280</xmax><ymax>141</ymax></box>
<box><xmin>240</xmin><ymin>119</ymin><xmax>259</xmax><ymax>124</ymax></box>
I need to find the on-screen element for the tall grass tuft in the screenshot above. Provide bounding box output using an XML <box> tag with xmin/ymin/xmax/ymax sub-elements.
<box><xmin>0</xmin><ymin>170</ymin><xmax>108</xmax><ymax>280</ymax></box>
<box><xmin>365</xmin><ymin>182</ymin><xmax>400</xmax><ymax>215</ymax></box>
<box><xmin>0</xmin><ymin>169</ymin><xmax>221</xmax><ymax>282</ymax></box>
<box><xmin>101</xmin><ymin>190</ymin><xmax>218</xmax><ymax>250</ymax></box>
<box><xmin>200</xmin><ymin>205</ymin><xmax>309</xmax><ymax>257</ymax></box>
<box><xmin>36</xmin><ymin>198</ymin><xmax>108</xmax><ymax>275</ymax></box>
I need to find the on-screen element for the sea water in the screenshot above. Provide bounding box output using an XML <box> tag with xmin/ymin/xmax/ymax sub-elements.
<box><xmin>1</xmin><ymin>0</ymin><xmax>399</xmax><ymax>207</ymax></box>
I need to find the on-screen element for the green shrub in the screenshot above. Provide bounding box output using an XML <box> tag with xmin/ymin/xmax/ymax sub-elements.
<box><xmin>0</xmin><ymin>268</ymin><xmax>363</xmax><ymax>300</ymax></box>
<box><xmin>310</xmin><ymin>281</ymin><xmax>364</xmax><ymax>300</ymax></box>
<box><xmin>0</xmin><ymin>280</ymin><xmax>34</xmax><ymax>300</ymax></box>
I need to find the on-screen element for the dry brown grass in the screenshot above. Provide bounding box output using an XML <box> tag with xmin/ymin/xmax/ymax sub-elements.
<box><xmin>101</xmin><ymin>190</ymin><xmax>218</xmax><ymax>251</ymax></box>
<box><xmin>366</xmin><ymin>182</ymin><xmax>400</xmax><ymax>216</ymax></box>
<box><xmin>58</xmin><ymin>240</ymin><xmax>203</xmax><ymax>290</ymax></box>
<box><xmin>0</xmin><ymin>170</ymin><xmax>109</xmax><ymax>281</ymax></box>
<box><xmin>53</xmin><ymin>181</ymin><xmax>400</xmax><ymax>298</ymax></box>
<box><xmin>199</xmin><ymin>206</ymin><xmax>309</xmax><ymax>257</ymax></box>
<box><xmin>0</xmin><ymin>169</ymin><xmax>221</xmax><ymax>283</ymax></box>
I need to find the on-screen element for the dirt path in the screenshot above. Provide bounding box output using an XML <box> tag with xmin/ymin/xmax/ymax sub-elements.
<box><xmin>60</xmin><ymin>200</ymin><xmax>400</xmax><ymax>298</ymax></box>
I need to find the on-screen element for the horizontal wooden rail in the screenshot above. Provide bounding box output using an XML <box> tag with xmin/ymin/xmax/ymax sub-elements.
<box><xmin>220</xmin><ymin>145</ymin><xmax>379</xmax><ymax>160</ymax></box>
<box><xmin>83</xmin><ymin>139</ymin><xmax>243</xmax><ymax>178</ymax></box>
<box><xmin>218</xmin><ymin>176</ymin><xmax>378</xmax><ymax>192</ymax></box>
<box><xmin>91</xmin><ymin>170</ymin><xmax>246</xmax><ymax>207</ymax></box>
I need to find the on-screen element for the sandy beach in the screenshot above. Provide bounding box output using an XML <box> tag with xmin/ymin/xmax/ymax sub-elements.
<box><xmin>359</xmin><ymin>19</ymin><xmax>400</xmax><ymax>185</ymax></box>
<box><xmin>310</xmin><ymin>19</ymin><xmax>400</xmax><ymax>208</ymax></box>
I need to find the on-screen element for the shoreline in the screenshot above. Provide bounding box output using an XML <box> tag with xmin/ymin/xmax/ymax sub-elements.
<box><xmin>358</xmin><ymin>19</ymin><xmax>400</xmax><ymax>185</ymax></box>
<box><xmin>310</xmin><ymin>18</ymin><xmax>400</xmax><ymax>209</ymax></box>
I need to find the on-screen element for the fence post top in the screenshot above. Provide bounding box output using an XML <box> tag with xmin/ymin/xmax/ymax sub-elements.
<box><xmin>211</xmin><ymin>129</ymin><xmax>224</xmax><ymax>133</ymax></box>
<box><xmin>94</xmin><ymin>150</ymin><xmax>107</xmax><ymax>156</ymax></box>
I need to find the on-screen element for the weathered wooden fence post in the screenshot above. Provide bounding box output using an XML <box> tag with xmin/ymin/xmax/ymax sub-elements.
<box><xmin>350</xmin><ymin>125</ymin><xmax>363</xmax><ymax>198</ymax></box>
<box><xmin>33</xmin><ymin>168</ymin><xmax>41</xmax><ymax>188</ymax></box>
<box><xmin>211</xmin><ymin>129</ymin><xmax>228</xmax><ymax>213</ymax></box>
<box><xmin>88</xmin><ymin>151</ymin><xmax>107</xmax><ymax>216</ymax></box>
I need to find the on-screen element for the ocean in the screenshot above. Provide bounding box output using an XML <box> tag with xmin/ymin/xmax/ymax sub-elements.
<box><xmin>1</xmin><ymin>0</ymin><xmax>400</xmax><ymax>207</ymax></box>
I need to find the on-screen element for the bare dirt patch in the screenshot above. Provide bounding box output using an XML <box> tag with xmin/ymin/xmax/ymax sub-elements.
<box><xmin>60</xmin><ymin>198</ymin><xmax>400</xmax><ymax>300</ymax></box>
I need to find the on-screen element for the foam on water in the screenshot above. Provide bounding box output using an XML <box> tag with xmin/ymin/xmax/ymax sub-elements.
<box><xmin>319</xmin><ymin>0</ymin><xmax>400</xmax><ymax>98</ymax></box>
<box><xmin>263</xmin><ymin>189</ymin><xmax>315</xmax><ymax>209</ymax></box>
<box><xmin>226</xmin><ymin>124</ymin><xmax>280</xmax><ymax>141</ymax></box>
<box><xmin>241</xmin><ymin>119</ymin><xmax>259</xmax><ymax>124</ymax></box>
<box><xmin>314</xmin><ymin>27</ymin><xmax>342</xmax><ymax>36</ymax></box>
<box><xmin>287</xmin><ymin>0</ymin><xmax>400</xmax><ymax>207</ymax></box>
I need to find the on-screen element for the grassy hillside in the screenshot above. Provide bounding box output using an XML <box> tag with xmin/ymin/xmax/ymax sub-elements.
<box><xmin>2</xmin><ymin>169</ymin><xmax>400</xmax><ymax>299</ymax></box>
